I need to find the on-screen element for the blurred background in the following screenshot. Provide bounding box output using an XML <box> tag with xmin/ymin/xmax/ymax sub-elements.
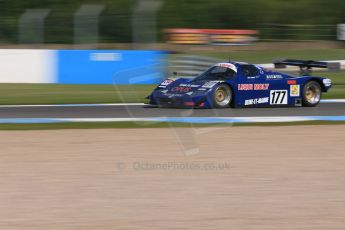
<box><xmin>1</xmin><ymin>0</ymin><xmax>345</xmax><ymax>104</ymax></box>
<box><xmin>1</xmin><ymin>0</ymin><xmax>345</xmax><ymax>44</ymax></box>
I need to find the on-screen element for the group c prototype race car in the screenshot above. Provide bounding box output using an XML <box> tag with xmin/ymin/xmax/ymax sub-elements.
<box><xmin>148</xmin><ymin>59</ymin><xmax>337</xmax><ymax>108</ymax></box>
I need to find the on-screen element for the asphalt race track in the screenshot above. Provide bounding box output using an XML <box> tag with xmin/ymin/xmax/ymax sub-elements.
<box><xmin>0</xmin><ymin>102</ymin><xmax>344</xmax><ymax>119</ymax></box>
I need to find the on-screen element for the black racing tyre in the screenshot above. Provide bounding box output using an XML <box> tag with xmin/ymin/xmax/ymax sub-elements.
<box><xmin>302</xmin><ymin>81</ymin><xmax>322</xmax><ymax>107</ymax></box>
<box><xmin>212</xmin><ymin>84</ymin><xmax>232</xmax><ymax>108</ymax></box>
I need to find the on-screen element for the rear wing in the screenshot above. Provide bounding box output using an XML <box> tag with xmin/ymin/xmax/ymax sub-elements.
<box><xmin>274</xmin><ymin>59</ymin><xmax>340</xmax><ymax>75</ymax></box>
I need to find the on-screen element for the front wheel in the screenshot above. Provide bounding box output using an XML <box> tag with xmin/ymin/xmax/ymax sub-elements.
<box><xmin>302</xmin><ymin>81</ymin><xmax>322</xmax><ymax>107</ymax></box>
<box><xmin>212</xmin><ymin>84</ymin><xmax>232</xmax><ymax>108</ymax></box>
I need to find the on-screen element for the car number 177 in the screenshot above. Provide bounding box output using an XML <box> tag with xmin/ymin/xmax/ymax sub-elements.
<box><xmin>270</xmin><ymin>90</ymin><xmax>288</xmax><ymax>105</ymax></box>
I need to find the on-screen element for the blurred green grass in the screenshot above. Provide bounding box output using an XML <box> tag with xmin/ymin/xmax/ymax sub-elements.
<box><xmin>0</xmin><ymin>84</ymin><xmax>156</xmax><ymax>105</ymax></box>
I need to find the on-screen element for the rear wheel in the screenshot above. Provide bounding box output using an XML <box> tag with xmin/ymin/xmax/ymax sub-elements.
<box><xmin>212</xmin><ymin>84</ymin><xmax>232</xmax><ymax>108</ymax></box>
<box><xmin>302</xmin><ymin>81</ymin><xmax>322</xmax><ymax>107</ymax></box>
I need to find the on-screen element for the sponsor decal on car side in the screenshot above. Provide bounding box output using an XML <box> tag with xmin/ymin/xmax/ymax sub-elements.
<box><xmin>238</xmin><ymin>84</ymin><xmax>269</xmax><ymax>91</ymax></box>
<box><xmin>245</xmin><ymin>97</ymin><xmax>269</xmax><ymax>106</ymax></box>
<box><xmin>202</xmin><ymin>81</ymin><xmax>221</xmax><ymax>88</ymax></box>
<box><xmin>168</xmin><ymin>94</ymin><xmax>184</xmax><ymax>97</ymax></box>
<box><xmin>171</xmin><ymin>86</ymin><xmax>192</xmax><ymax>93</ymax></box>
<box><xmin>290</xmin><ymin>85</ymin><xmax>300</xmax><ymax>97</ymax></box>
<box><xmin>266</xmin><ymin>75</ymin><xmax>283</xmax><ymax>80</ymax></box>
<box><xmin>254</xmin><ymin>84</ymin><xmax>270</xmax><ymax>90</ymax></box>
<box><xmin>270</xmin><ymin>90</ymin><xmax>288</xmax><ymax>105</ymax></box>
<box><xmin>159</xmin><ymin>79</ymin><xmax>175</xmax><ymax>88</ymax></box>
<box><xmin>238</xmin><ymin>84</ymin><xmax>253</xmax><ymax>90</ymax></box>
<box><xmin>179</xmin><ymin>84</ymin><xmax>200</xmax><ymax>87</ymax></box>
<box><xmin>287</xmin><ymin>80</ymin><xmax>297</xmax><ymax>85</ymax></box>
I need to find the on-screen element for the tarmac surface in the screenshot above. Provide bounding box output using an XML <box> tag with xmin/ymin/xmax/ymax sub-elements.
<box><xmin>0</xmin><ymin>102</ymin><xmax>344</xmax><ymax>118</ymax></box>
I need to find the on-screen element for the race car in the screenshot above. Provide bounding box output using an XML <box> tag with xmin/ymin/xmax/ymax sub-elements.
<box><xmin>147</xmin><ymin>59</ymin><xmax>337</xmax><ymax>108</ymax></box>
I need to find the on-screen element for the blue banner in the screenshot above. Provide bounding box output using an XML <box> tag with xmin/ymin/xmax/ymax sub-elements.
<box><xmin>57</xmin><ymin>50</ymin><xmax>167</xmax><ymax>84</ymax></box>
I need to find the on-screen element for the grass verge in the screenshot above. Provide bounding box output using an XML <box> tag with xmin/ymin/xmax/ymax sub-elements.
<box><xmin>0</xmin><ymin>84</ymin><xmax>156</xmax><ymax>105</ymax></box>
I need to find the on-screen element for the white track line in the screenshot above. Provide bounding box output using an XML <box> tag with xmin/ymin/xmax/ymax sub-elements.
<box><xmin>320</xmin><ymin>99</ymin><xmax>345</xmax><ymax>103</ymax></box>
<box><xmin>1</xmin><ymin>116</ymin><xmax>345</xmax><ymax>124</ymax></box>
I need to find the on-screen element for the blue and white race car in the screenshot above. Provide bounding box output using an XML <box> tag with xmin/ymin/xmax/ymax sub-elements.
<box><xmin>148</xmin><ymin>59</ymin><xmax>336</xmax><ymax>108</ymax></box>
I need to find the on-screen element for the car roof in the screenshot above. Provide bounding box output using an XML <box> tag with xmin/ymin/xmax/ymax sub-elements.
<box><xmin>228</xmin><ymin>61</ymin><xmax>249</xmax><ymax>66</ymax></box>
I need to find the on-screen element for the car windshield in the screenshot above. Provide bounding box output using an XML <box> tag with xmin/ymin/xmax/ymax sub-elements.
<box><xmin>193</xmin><ymin>66</ymin><xmax>236</xmax><ymax>81</ymax></box>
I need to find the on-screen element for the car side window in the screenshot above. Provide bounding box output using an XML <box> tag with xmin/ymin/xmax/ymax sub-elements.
<box><xmin>242</xmin><ymin>65</ymin><xmax>259</xmax><ymax>77</ymax></box>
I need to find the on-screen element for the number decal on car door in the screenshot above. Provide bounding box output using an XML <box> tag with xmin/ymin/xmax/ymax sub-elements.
<box><xmin>270</xmin><ymin>90</ymin><xmax>288</xmax><ymax>105</ymax></box>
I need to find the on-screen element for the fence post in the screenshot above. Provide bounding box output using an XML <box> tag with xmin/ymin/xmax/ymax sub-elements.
<box><xmin>132</xmin><ymin>0</ymin><xmax>162</xmax><ymax>47</ymax></box>
<box><xmin>18</xmin><ymin>9</ymin><xmax>50</xmax><ymax>44</ymax></box>
<box><xmin>74</xmin><ymin>4</ymin><xmax>105</xmax><ymax>48</ymax></box>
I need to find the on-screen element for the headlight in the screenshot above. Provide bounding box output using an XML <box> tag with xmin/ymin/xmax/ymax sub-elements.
<box><xmin>323</xmin><ymin>78</ymin><xmax>332</xmax><ymax>87</ymax></box>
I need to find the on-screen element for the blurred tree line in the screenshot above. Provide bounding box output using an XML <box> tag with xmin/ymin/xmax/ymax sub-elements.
<box><xmin>1</xmin><ymin>0</ymin><xmax>345</xmax><ymax>43</ymax></box>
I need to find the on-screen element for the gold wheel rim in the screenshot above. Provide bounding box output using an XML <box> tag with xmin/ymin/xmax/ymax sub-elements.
<box><xmin>305</xmin><ymin>85</ymin><xmax>321</xmax><ymax>104</ymax></box>
<box><xmin>214</xmin><ymin>86</ymin><xmax>231</xmax><ymax>106</ymax></box>
<box><xmin>215</xmin><ymin>89</ymin><xmax>226</xmax><ymax>102</ymax></box>
<box><xmin>306</xmin><ymin>88</ymin><xmax>315</xmax><ymax>101</ymax></box>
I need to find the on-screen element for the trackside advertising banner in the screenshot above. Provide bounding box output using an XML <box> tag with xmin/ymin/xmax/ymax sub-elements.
<box><xmin>0</xmin><ymin>49</ymin><xmax>56</xmax><ymax>83</ymax></box>
<box><xmin>57</xmin><ymin>50</ymin><xmax>167</xmax><ymax>84</ymax></box>
<box><xmin>0</xmin><ymin>50</ymin><xmax>167</xmax><ymax>84</ymax></box>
